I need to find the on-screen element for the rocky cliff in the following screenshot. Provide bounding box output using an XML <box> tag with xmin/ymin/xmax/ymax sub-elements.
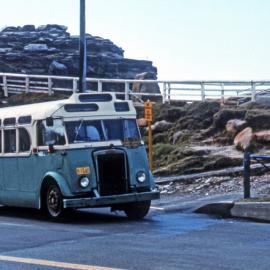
<box><xmin>0</xmin><ymin>24</ymin><xmax>157</xmax><ymax>82</ymax></box>
<box><xmin>137</xmin><ymin>100</ymin><xmax>270</xmax><ymax>177</ymax></box>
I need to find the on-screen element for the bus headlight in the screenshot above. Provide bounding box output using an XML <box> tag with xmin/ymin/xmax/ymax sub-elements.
<box><xmin>136</xmin><ymin>171</ymin><xmax>146</xmax><ymax>183</ymax></box>
<box><xmin>79</xmin><ymin>177</ymin><xmax>90</xmax><ymax>188</ymax></box>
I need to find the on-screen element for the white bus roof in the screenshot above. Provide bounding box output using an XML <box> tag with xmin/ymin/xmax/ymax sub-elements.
<box><xmin>0</xmin><ymin>93</ymin><xmax>137</xmax><ymax>121</ymax></box>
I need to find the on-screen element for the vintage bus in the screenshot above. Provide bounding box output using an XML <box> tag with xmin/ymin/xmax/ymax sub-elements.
<box><xmin>0</xmin><ymin>93</ymin><xmax>159</xmax><ymax>219</ymax></box>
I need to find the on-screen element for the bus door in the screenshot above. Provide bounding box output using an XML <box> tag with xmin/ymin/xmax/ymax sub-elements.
<box><xmin>17</xmin><ymin>127</ymin><xmax>35</xmax><ymax>193</ymax></box>
<box><xmin>2</xmin><ymin>128</ymin><xmax>20</xmax><ymax>193</ymax></box>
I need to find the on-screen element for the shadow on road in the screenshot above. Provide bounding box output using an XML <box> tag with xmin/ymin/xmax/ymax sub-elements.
<box><xmin>0</xmin><ymin>206</ymin><xmax>154</xmax><ymax>225</ymax></box>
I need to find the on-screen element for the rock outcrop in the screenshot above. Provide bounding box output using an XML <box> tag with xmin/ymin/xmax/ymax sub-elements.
<box><xmin>134</xmin><ymin>100</ymin><xmax>270</xmax><ymax>176</ymax></box>
<box><xmin>233</xmin><ymin>127</ymin><xmax>254</xmax><ymax>151</ymax></box>
<box><xmin>226</xmin><ymin>119</ymin><xmax>247</xmax><ymax>134</ymax></box>
<box><xmin>0</xmin><ymin>24</ymin><xmax>158</xmax><ymax>91</ymax></box>
<box><xmin>254</xmin><ymin>130</ymin><xmax>270</xmax><ymax>143</ymax></box>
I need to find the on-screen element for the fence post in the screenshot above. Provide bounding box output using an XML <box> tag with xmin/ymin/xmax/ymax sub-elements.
<box><xmin>200</xmin><ymin>82</ymin><xmax>205</xmax><ymax>101</ymax></box>
<box><xmin>3</xmin><ymin>75</ymin><xmax>8</xmax><ymax>97</ymax></box>
<box><xmin>251</xmin><ymin>81</ymin><xmax>256</xmax><ymax>102</ymax></box>
<box><xmin>124</xmin><ymin>82</ymin><xmax>129</xmax><ymax>100</ymax></box>
<box><xmin>162</xmin><ymin>82</ymin><xmax>166</xmax><ymax>104</ymax></box>
<box><xmin>167</xmin><ymin>83</ymin><xmax>171</xmax><ymax>104</ymax></box>
<box><xmin>98</xmin><ymin>80</ymin><xmax>102</xmax><ymax>92</ymax></box>
<box><xmin>48</xmin><ymin>77</ymin><xmax>53</xmax><ymax>96</ymax></box>
<box><xmin>73</xmin><ymin>79</ymin><xmax>78</xmax><ymax>93</ymax></box>
<box><xmin>243</xmin><ymin>151</ymin><xmax>251</xmax><ymax>199</ymax></box>
<box><xmin>220</xmin><ymin>83</ymin><xmax>224</xmax><ymax>105</ymax></box>
<box><xmin>25</xmin><ymin>77</ymin><xmax>30</xmax><ymax>93</ymax></box>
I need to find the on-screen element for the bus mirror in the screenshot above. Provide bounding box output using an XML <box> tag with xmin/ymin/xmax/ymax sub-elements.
<box><xmin>46</xmin><ymin>117</ymin><xmax>54</xmax><ymax>127</ymax></box>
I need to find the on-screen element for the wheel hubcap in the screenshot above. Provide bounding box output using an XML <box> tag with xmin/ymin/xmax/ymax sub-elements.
<box><xmin>47</xmin><ymin>187</ymin><xmax>61</xmax><ymax>217</ymax></box>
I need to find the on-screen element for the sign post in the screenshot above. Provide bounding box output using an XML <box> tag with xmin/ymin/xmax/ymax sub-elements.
<box><xmin>144</xmin><ymin>100</ymin><xmax>153</xmax><ymax>171</ymax></box>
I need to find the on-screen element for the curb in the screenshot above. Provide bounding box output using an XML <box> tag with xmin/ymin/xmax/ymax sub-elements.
<box><xmin>231</xmin><ymin>202</ymin><xmax>270</xmax><ymax>222</ymax></box>
<box><xmin>195</xmin><ymin>202</ymin><xmax>234</xmax><ymax>218</ymax></box>
<box><xmin>196</xmin><ymin>201</ymin><xmax>270</xmax><ymax>222</ymax></box>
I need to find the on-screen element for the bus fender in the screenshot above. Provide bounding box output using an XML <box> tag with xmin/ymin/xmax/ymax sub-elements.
<box><xmin>149</xmin><ymin>171</ymin><xmax>156</xmax><ymax>188</ymax></box>
<box><xmin>40</xmin><ymin>172</ymin><xmax>72</xmax><ymax>198</ymax></box>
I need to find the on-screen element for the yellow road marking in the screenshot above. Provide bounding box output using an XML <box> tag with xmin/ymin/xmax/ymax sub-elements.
<box><xmin>0</xmin><ymin>255</ymin><xmax>124</xmax><ymax>270</ymax></box>
<box><xmin>150</xmin><ymin>206</ymin><xmax>165</xmax><ymax>211</ymax></box>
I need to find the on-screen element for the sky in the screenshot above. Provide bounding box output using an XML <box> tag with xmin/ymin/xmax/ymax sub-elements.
<box><xmin>0</xmin><ymin>0</ymin><xmax>270</xmax><ymax>80</ymax></box>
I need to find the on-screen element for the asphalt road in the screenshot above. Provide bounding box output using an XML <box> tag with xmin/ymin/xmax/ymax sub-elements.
<box><xmin>0</xmin><ymin>206</ymin><xmax>269</xmax><ymax>270</ymax></box>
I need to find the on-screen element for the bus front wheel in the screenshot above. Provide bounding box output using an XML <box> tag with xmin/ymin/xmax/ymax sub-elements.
<box><xmin>124</xmin><ymin>200</ymin><xmax>151</xmax><ymax>220</ymax></box>
<box><xmin>46</xmin><ymin>183</ymin><xmax>64</xmax><ymax>219</ymax></box>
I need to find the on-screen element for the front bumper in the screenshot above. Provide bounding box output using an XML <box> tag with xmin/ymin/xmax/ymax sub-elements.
<box><xmin>63</xmin><ymin>190</ymin><xmax>160</xmax><ymax>209</ymax></box>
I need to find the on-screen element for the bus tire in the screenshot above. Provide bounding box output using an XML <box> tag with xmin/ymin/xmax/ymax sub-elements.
<box><xmin>46</xmin><ymin>183</ymin><xmax>64</xmax><ymax>219</ymax></box>
<box><xmin>124</xmin><ymin>200</ymin><xmax>151</xmax><ymax>220</ymax></box>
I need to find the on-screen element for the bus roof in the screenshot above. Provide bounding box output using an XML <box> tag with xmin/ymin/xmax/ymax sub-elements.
<box><xmin>0</xmin><ymin>93</ymin><xmax>137</xmax><ymax>121</ymax></box>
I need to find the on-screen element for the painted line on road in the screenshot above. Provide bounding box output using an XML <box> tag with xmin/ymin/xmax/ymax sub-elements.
<box><xmin>150</xmin><ymin>206</ymin><xmax>165</xmax><ymax>211</ymax></box>
<box><xmin>0</xmin><ymin>222</ymin><xmax>32</xmax><ymax>227</ymax></box>
<box><xmin>0</xmin><ymin>255</ymin><xmax>125</xmax><ymax>270</ymax></box>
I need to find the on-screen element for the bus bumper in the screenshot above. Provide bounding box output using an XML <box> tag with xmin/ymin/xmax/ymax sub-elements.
<box><xmin>63</xmin><ymin>190</ymin><xmax>160</xmax><ymax>209</ymax></box>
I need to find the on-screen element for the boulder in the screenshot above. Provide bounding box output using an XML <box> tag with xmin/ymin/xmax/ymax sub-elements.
<box><xmin>179</xmin><ymin>101</ymin><xmax>220</xmax><ymax>130</ymax></box>
<box><xmin>153</xmin><ymin>104</ymin><xmax>185</xmax><ymax>122</ymax></box>
<box><xmin>0</xmin><ymin>48</ymin><xmax>12</xmax><ymax>53</ymax></box>
<box><xmin>37</xmin><ymin>24</ymin><xmax>67</xmax><ymax>32</ymax></box>
<box><xmin>24</xmin><ymin>44</ymin><xmax>49</xmax><ymax>52</ymax></box>
<box><xmin>213</xmin><ymin>109</ymin><xmax>246</xmax><ymax>129</ymax></box>
<box><xmin>245</xmin><ymin>110</ymin><xmax>270</xmax><ymax>130</ymax></box>
<box><xmin>1</xmin><ymin>26</ymin><xmax>18</xmax><ymax>32</ymax></box>
<box><xmin>21</xmin><ymin>25</ymin><xmax>35</xmax><ymax>31</ymax></box>
<box><xmin>226</xmin><ymin>119</ymin><xmax>247</xmax><ymax>134</ymax></box>
<box><xmin>132</xmin><ymin>72</ymin><xmax>160</xmax><ymax>94</ymax></box>
<box><xmin>254</xmin><ymin>130</ymin><xmax>270</xmax><ymax>142</ymax></box>
<box><xmin>137</xmin><ymin>118</ymin><xmax>147</xmax><ymax>127</ymax></box>
<box><xmin>49</xmin><ymin>60</ymin><xmax>68</xmax><ymax>75</ymax></box>
<box><xmin>150</xmin><ymin>120</ymin><xmax>173</xmax><ymax>133</ymax></box>
<box><xmin>172</xmin><ymin>131</ymin><xmax>184</xmax><ymax>144</ymax></box>
<box><xmin>234</xmin><ymin>127</ymin><xmax>254</xmax><ymax>151</ymax></box>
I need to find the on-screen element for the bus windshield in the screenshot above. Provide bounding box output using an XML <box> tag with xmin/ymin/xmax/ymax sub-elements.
<box><xmin>65</xmin><ymin>119</ymin><xmax>140</xmax><ymax>143</ymax></box>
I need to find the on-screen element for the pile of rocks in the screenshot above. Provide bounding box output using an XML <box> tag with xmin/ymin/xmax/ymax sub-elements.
<box><xmin>0</xmin><ymin>24</ymin><xmax>157</xmax><ymax>83</ymax></box>
<box><xmin>224</xmin><ymin>110</ymin><xmax>270</xmax><ymax>151</ymax></box>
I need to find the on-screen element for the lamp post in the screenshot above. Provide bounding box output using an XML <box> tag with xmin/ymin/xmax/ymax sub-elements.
<box><xmin>78</xmin><ymin>0</ymin><xmax>87</xmax><ymax>93</ymax></box>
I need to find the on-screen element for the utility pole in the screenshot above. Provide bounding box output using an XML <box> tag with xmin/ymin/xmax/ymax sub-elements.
<box><xmin>79</xmin><ymin>0</ymin><xmax>87</xmax><ymax>92</ymax></box>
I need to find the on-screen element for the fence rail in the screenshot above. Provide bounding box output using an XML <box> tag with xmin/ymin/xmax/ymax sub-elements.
<box><xmin>1</xmin><ymin>72</ymin><xmax>270</xmax><ymax>103</ymax></box>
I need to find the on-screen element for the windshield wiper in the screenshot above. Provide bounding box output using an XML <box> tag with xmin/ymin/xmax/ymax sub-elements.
<box><xmin>74</xmin><ymin>119</ymin><xmax>84</xmax><ymax>142</ymax></box>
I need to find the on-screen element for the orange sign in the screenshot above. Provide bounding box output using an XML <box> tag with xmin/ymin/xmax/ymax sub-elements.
<box><xmin>144</xmin><ymin>101</ymin><xmax>153</xmax><ymax>122</ymax></box>
<box><xmin>76</xmin><ymin>167</ymin><xmax>90</xmax><ymax>175</ymax></box>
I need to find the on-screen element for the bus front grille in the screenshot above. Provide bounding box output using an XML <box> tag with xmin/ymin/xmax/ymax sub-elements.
<box><xmin>96</xmin><ymin>152</ymin><xmax>127</xmax><ymax>196</ymax></box>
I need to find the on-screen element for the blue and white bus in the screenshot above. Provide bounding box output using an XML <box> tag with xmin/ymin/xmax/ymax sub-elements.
<box><xmin>0</xmin><ymin>92</ymin><xmax>159</xmax><ymax>219</ymax></box>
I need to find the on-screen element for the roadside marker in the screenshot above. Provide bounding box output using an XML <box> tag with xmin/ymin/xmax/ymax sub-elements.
<box><xmin>144</xmin><ymin>100</ymin><xmax>153</xmax><ymax>171</ymax></box>
<box><xmin>0</xmin><ymin>255</ymin><xmax>124</xmax><ymax>270</ymax></box>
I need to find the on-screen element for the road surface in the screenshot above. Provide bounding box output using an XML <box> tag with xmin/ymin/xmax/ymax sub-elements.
<box><xmin>0</xmin><ymin>206</ymin><xmax>269</xmax><ymax>270</ymax></box>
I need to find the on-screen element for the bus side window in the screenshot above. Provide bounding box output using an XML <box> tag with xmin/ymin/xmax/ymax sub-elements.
<box><xmin>37</xmin><ymin>120</ymin><xmax>66</xmax><ymax>146</ymax></box>
<box><xmin>4</xmin><ymin>129</ymin><xmax>16</xmax><ymax>153</ymax></box>
<box><xmin>19</xmin><ymin>128</ymin><xmax>31</xmax><ymax>152</ymax></box>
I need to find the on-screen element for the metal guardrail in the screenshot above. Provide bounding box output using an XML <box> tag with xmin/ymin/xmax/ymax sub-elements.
<box><xmin>1</xmin><ymin>72</ymin><xmax>270</xmax><ymax>103</ymax></box>
<box><xmin>243</xmin><ymin>152</ymin><xmax>270</xmax><ymax>199</ymax></box>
